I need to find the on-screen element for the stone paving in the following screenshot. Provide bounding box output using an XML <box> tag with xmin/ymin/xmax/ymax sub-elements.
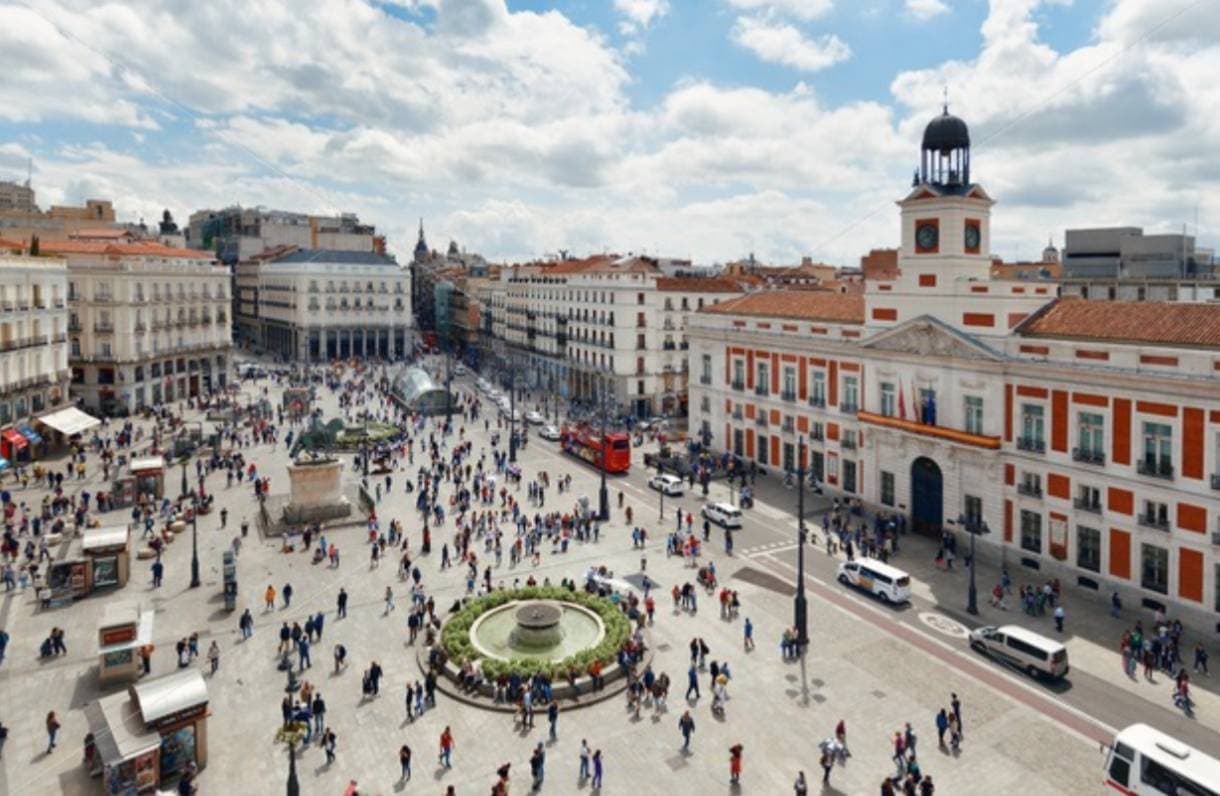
<box><xmin>0</xmin><ymin>364</ymin><xmax>1105</xmax><ymax>795</ymax></box>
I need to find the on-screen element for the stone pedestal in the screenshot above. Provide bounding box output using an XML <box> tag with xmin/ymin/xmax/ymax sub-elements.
<box><xmin>283</xmin><ymin>456</ymin><xmax>351</xmax><ymax>524</ymax></box>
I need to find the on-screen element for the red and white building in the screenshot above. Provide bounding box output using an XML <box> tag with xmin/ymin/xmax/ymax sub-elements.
<box><xmin>688</xmin><ymin>109</ymin><xmax>1220</xmax><ymax>626</ymax></box>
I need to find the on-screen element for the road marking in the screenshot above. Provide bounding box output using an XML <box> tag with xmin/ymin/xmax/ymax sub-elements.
<box><xmin>918</xmin><ymin>611</ymin><xmax>970</xmax><ymax>639</ymax></box>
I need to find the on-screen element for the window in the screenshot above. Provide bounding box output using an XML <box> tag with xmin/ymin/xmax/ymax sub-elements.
<box><xmin>1140</xmin><ymin>500</ymin><xmax>1169</xmax><ymax>530</ymax></box>
<box><xmin>782</xmin><ymin>368</ymin><xmax>796</xmax><ymax>400</ymax></box>
<box><xmin>1076</xmin><ymin>412</ymin><xmax>1105</xmax><ymax>463</ymax></box>
<box><xmin>757</xmin><ymin>435</ymin><xmax>768</xmax><ymax>464</ymax></box>
<box><xmin>1020</xmin><ymin>404</ymin><xmax>1045</xmax><ymax>451</ymax></box>
<box><xmin>1075</xmin><ymin>485</ymin><xmax>1101</xmax><ymax>513</ymax></box>
<box><xmin>810</xmin><ymin>451</ymin><xmax>824</xmax><ymax>482</ymax></box>
<box><xmin>842</xmin><ymin>376</ymin><xmax>858</xmax><ymax>412</ymax></box>
<box><xmin>1140</xmin><ymin>543</ymin><xmax>1169</xmax><ymax>594</ymax></box>
<box><xmin>842</xmin><ymin>460</ymin><xmax>857</xmax><ymax>493</ymax></box>
<box><xmin>811</xmin><ymin>372</ymin><xmax>826</xmax><ymax>406</ymax></box>
<box><xmin>918</xmin><ymin>387</ymin><xmax>936</xmax><ymax>424</ymax></box>
<box><xmin>1077</xmin><ymin>526</ymin><xmax>1100</xmax><ymax>573</ymax></box>
<box><xmin>701</xmin><ymin>354</ymin><xmax>712</xmax><ymax>383</ymax></box>
<box><xmin>732</xmin><ymin>361</ymin><xmax>745</xmax><ymax>388</ymax></box>
<box><xmin>880</xmin><ymin>383</ymin><xmax>896</xmax><ymax>417</ymax></box>
<box><xmin>1020</xmin><ymin>510</ymin><xmax>1042</xmax><ymax>553</ymax></box>
<box><xmin>964</xmin><ymin>396</ymin><xmax>984</xmax><ymax>435</ymax></box>
<box><xmin>1019</xmin><ymin>471</ymin><xmax>1041</xmax><ymax>497</ymax></box>
<box><xmin>637</xmin><ymin>292</ymin><xmax>645</xmax><ymax>305</ymax></box>
<box><xmin>880</xmin><ymin>471</ymin><xmax>895</xmax><ymax>507</ymax></box>
<box><xmin>963</xmin><ymin>495</ymin><xmax>982</xmax><ymax>525</ymax></box>
<box><xmin>1141</xmin><ymin>422</ymin><xmax>1173</xmax><ymax>477</ymax></box>
<box><xmin>700</xmin><ymin>396</ymin><xmax>710</xmax><ymax>413</ymax></box>
<box><xmin>756</xmin><ymin>363</ymin><xmax>769</xmax><ymax>396</ymax></box>
<box><xmin>782</xmin><ymin>443</ymin><xmax>794</xmax><ymax>472</ymax></box>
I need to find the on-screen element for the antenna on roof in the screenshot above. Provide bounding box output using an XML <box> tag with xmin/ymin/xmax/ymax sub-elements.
<box><xmin>26</xmin><ymin>157</ymin><xmax>32</xmax><ymax>188</ymax></box>
<box><xmin>942</xmin><ymin>84</ymin><xmax>949</xmax><ymax>114</ymax></box>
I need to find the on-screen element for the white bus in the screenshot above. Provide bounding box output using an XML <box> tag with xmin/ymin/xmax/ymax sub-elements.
<box><xmin>1103</xmin><ymin>723</ymin><xmax>1220</xmax><ymax>796</ymax></box>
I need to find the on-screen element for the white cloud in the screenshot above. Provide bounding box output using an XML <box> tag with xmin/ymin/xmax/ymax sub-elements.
<box><xmin>725</xmin><ymin>0</ymin><xmax>834</xmax><ymax>21</ymax></box>
<box><xmin>731</xmin><ymin>16</ymin><xmax>851</xmax><ymax>72</ymax></box>
<box><xmin>614</xmin><ymin>0</ymin><xmax>669</xmax><ymax>30</ymax></box>
<box><xmin>905</xmin><ymin>0</ymin><xmax>949</xmax><ymax>21</ymax></box>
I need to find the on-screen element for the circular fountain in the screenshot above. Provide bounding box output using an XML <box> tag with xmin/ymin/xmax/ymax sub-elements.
<box><xmin>470</xmin><ymin>600</ymin><xmax>605</xmax><ymax>663</ymax></box>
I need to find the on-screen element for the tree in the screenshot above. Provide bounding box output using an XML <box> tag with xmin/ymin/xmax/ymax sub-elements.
<box><xmin>29</xmin><ymin>235</ymin><xmax>39</xmax><ymax>256</ymax></box>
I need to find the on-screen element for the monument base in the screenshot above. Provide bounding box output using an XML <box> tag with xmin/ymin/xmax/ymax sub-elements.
<box><xmin>282</xmin><ymin>498</ymin><xmax>352</xmax><ymax>525</ymax></box>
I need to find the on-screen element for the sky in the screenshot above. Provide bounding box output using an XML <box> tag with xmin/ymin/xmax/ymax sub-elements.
<box><xmin>0</xmin><ymin>0</ymin><xmax>1217</xmax><ymax>266</ymax></box>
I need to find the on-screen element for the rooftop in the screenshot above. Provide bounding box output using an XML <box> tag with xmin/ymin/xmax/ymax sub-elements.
<box><xmin>655</xmin><ymin>276</ymin><xmax>752</xmax><ymax>293</ymax></box>
<box><xmin>1019</xmin><ymin>297</ymin><xmax>1220</xmax><ymax>347</ymax></box>
<box><xmin>702</xmin><ymin>290</ymin><xmax>865</xmax><ymax>324</ymax></box>
<box><xmin>39</xmin><ymin>239</ymin><xmax>215</xmax><ymax>260</ymax></box>
<box><xmin>269</xmin><ymin>248</ymin><xmax>397</xmax><ymax>266</ymax></box>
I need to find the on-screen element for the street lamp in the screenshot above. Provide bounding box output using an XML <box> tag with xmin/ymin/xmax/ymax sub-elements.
<box><xmin>189</xmin><ymin>493</ymin><xmax>201</xmax><ymax>589</ymax></box>
<box><xmin>958</xmin><ymin>513</ymin><xmax>989</xmax><ymax>615</ymax></box>
<box><xmin>508</xmin><ymin>360</ymin><xmax>518</xmax><ymax>464</ymax></box>
<box><xmin>597</xmin><ymin>374</ymin><xmax>610</xmax><ymax>521</ymax></box>
<box><xmin>794</xmin><ymin>436</ymin><xmax>809</xmax><ymax>649</ymax></box>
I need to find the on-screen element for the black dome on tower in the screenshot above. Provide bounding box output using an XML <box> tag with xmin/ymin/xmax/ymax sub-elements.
<box><xmin>916</xmin><ymin>105</ymin><xmax>971</xmax><ymax>188</ymax></box>
<box><xmin>922</xmin><ymin>109</ymin><xmax>970</xmax><ymax>152</ymax></box>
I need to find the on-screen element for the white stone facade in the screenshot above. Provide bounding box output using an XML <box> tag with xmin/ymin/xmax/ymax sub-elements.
<box><xmin>0</xmin><ymin>253</ymin><xmax>70</xmax><ymax>434</ymax></box>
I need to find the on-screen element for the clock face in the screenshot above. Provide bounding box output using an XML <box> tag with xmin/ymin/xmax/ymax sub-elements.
<box><xmin>964</xmin><ymin>223</ymin><xmax>981</xmax><ymax>251</ymax></box>
<box><xmin>916</xmin><ymin>223</ymin><xmax>938</xmax><ymax>251</ymax></box>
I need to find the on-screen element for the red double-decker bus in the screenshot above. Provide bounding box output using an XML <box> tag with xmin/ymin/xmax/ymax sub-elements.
<box><xmin>560</xmin><ymin>425</ymin><xmax>631</xmax><ymax>474</ymax></box>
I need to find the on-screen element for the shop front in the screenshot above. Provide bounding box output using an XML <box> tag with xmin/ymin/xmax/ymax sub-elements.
<box><xmin>36</xmin><ymin>406</ymin><xmax>102</xmax><ymax>450</ymax></box>
<box><xmin>135</xmin><ymin>669</ymin><xmax>210</xmax><ymax>781</ymax></box>
<box><xmin>96</xmin><ymin>601</ymin><xmax>153</xmax><ymax>685</ymax></box>
<box><xmin>129</xmin><ymin>457</ymin><xmax>165</xmax><ymax>502</ymax></box>
<box><xmin>1</xmin><ymin>427</ymin><xmax>28</xmax><ymax>461</ymax></box>
<box><xmin>81</xmin><ymin>525</ymin><xmax>132</xmax><ymax>590</ymax></box>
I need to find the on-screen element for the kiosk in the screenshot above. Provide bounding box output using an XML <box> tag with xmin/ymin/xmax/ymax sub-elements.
<box><xmin>130</xmin><ymin>457</ymin><xmax>165</xmax><ymax>502</ymax></box>
<box><xmin>97</xmin><ymin>601</ymin><xmax>154</xmax><ymax>685</ymax></box>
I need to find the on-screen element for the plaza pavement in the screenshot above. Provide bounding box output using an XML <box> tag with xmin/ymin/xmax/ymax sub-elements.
<box><xmin>0</xmin><ymin>366</ymin><xmax>1116</xmax><ymax>795</ymax></box>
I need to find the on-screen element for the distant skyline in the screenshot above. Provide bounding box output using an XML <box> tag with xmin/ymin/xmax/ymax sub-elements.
<box><xmin>0</xmin><ymin>0</ymin><xmax>1216</xmax><ymax>265</ymax></box>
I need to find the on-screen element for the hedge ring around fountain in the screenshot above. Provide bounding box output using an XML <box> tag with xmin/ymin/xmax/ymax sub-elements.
<box><xmin>427</xmin><ymin>586</ymin><xmax>647</xmax><ymax>710</ymax></box>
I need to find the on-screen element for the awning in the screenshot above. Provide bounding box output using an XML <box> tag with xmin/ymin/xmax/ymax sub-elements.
<box><xmin>85</xmin><ymin>692</ymin><xmax>161</xmax><ymax>767</ymax></box>
<box><xmin>37</xmin><ymin>406</ymin><xmax>101</xmax><ymax>436</ymax></box>
<box><xmin>2</xmin><ymin>429</ymin><xmax>26</xmax><ymax>449</ymax></box>
<box><xmin>83</xmin><ymin>525</ymin><xmax>130</xmax><ymax>553</ymax></box>
<box><xmin>132</xmin><ymin>668</ymin><xmax>208</xmax><ymax>724</ymax></box>
<box><xmin>130</xmin><ymin>456</ymin><xmax>164</xmax><ymax>474</ymax></box>
<box><xmin>18</xmin><ymin>425</ymin><xmax>42</xmax><ymax>445</ymax></box>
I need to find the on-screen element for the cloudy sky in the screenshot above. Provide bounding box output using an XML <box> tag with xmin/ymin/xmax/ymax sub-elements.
<box><xmin>0</xmin><ymin>0</ymin><xmax>1215</xmax><ymax>266</ymax></box>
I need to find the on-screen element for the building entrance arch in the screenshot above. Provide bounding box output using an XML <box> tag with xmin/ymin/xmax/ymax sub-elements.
<box><xmin>910</xmin><ymin>456</ymin><xmax>943</xmax><ymax>536</ymax></box>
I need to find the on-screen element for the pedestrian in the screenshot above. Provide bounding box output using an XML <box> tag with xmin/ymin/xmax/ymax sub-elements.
<box><xmin>151</xmin><ymin>559</ymin><xmax>163</xmax><ymax>588</ymax></box>
<box><xmin>743</xmin><ymin>617</ymin><xmax>754</xmax><ymax>651</ymax></box>
<box><xmin>46</xmin><ymin>710</ymin><xmax>60</xmax><ymax>753</ymax></box>
<box><xmin>1054</xmin><ymin>604</ymin><xmax>1065</xmax><ymax>632</ymax></box>
<box><xmin>264</xmin><ymin>584</ymin><xmax>276</xmax><ymax>611</ymax></box>
<box><xmin>592</xmin><ymin>748</ymin><xmax>603</xmax><ymax>789</ymax></box>
<box><xmin>312</xmin><ymin>692</ymin><xmax>326</xmax><ymax>736</ymax></box>
<box><xmin>547</xmin><ymin>700</ymin><xmax>559</xmax><ymax>740</ymax></box>
<box><xmin>1194</xmin><ymin>643</ymin><xmax>1210</xmax><ymax>675</ymax></box>
<box><xmin>679</xmin><ymin>710</ymin><xmax>695</xmax><ymax>751</ymax></box>
<box><xmin>686</xmin><ymin>664</ymin><xmax>700</xmax><ymax>700</ymax></box>
<box><xmin>578</xmin><ymin>737</ymin><xmax>592</xmax><ymax>781</ymax></box>
<box><xmin>530</xmin><ymin>742</ymin><xmax>546</xmax><ymax>787</ymax></box>
<box><xmin>384</xmin><ymin>585</ymin><xmax>394</xmax><ymax>615</ymax></box>
<box><xmin>935</xmin><ymin>708</ymin><xmax>948</xmax><ymax>747</ymax></box>
<box><xmin>728</xmin><ymin>743</ymin><xmax>743</xmax><ymax>784</ymax></box>
<box><xmin>282</xmin><ymin>582</ymin><xmax>293</xmax><ymax>608</ymax></box>
<box><xmin>950</xmin><ymin>692</ymin><xmax>963</xmax><ymax>737</ymax></box>
<box><xmin>796</xmin><ymin>769</ymin><xmax>810</xmax><ymax>794</ymax></box>
<box><xmin>820</xmin><ymin>746</ymin><xmax>833</xmax><ymax>782</ymax></box>
<box><xmin>438</xmin><ymin>725</ymin><xmax>454</xmax><ymax>768</ymax></box>
<box><xmin>323</xmin><ymin>729</ymin><xmax>336</xmax><ymax>764</ymax></box>
<box><xmin>337</xmin><ymin>587</ymin><xmax>348</xmax><ymax>619</ymax></box>
<box><xmin>920</xmin><ymin>774</ymin><xmax>935</xmax><ymax>795</ymax></box>
<box><xmin>399</xmin><ymin>743</ymin><xmax>412</xmax><ymax>781</ymax></box>
<box><xmin>1110</xmin><ymin>591</ymin><xmax>1122</xmax><ymax>619</ymax></box>
<box><xmin>206</xmin><ymin>641</ymin><xmax>219</xmax><ymax>675</ymax></box>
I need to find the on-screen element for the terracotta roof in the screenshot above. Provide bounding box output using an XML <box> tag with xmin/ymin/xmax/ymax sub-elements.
<box><xmin>39</xmin><ymin>239</ymin><xmax>216</xmax><ymax>260</ymax></box>
<box><xmin>546</xmin><ymin>255</ymin><xmax>618</xmax><ymax>274</ymax></box>
<box><xmin>656</xmin><ymin>277</ymin><xmax>749</xmax><ymax>293</ymax></box>
<box><xmin>1019</xmin><ymin>298</ymin><xmax>1220</xmax><ymax>347</ymax></box>
<box><xmin>702</xmin><ymin>290</ymin><xmax>864</xmax><ymax>324</ymax></box>
<box><xmin>69</xmin><ymin>228</ymin><xmax>132</xmax><ymax>240</ymax></box>
<box><xmin>0</xmin><ymin>237</ymin><xmax>24</xmax><ymax>250</ymax></box>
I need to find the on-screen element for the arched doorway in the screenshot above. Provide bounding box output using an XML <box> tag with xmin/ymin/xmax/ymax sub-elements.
<box><xmin>910</xmin><ymin>457</ymin><xmax>943</xmax><ymax>536</ymax></box>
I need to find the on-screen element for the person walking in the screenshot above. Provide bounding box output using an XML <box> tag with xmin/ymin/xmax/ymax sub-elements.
<box><xmin>1054</xmin><ymin>604</ymin><xmax>1065</xmax><ymax>633</ymax></box>
<box><xmin>820</xmin><ymin>744</ymin><xmax>833</xmax><ymax>782</ymax></box>
<box><xmin>578</xmin><ymin>739</ymin><xmax>591</xmax><ymax>781</ymax></box>
<box><xmin>591</xmin><ymin>748</ymin><xmax>603</xmax><ymax>789</ymax></box>
<box><xmin>282</xmin><ymin>582</ymin><xmax>293</xmax><ymax>608</ymax></box>
<box><xmin>264</xmin><ymin>584</ymin><xmax>276</xmax><ymax>612</ymax></box>
<box><xmin>728</xmin><ymin>743</ymin><xmax>743</xmax><ymax>785</ymax></box>
<box><xmin>438</xmin><ymin>726</ymin><xmax>454</xmax><ymax>768</ymax></box>
<box><xmin>206</xmin><ymin>641</ymin><xmax>219</xmax><ymax>675</ymax></box>
<box><xmin>796</xmin><ymin>770</ymin><xmax>809</xmax><ymax>794</ymax></box>
<box><xmin>743</xmin><ymin>617</ymin><xmax>754</xmax><ymax>651</ymax></box>
<box><xmin>398</xmin><ymin>743</ymin><xmax>412</xmax><ymax>781</ymax></box>
<box><xmin>337</xmin><ymin>587</ymin><xmax>348</xmax><ymax>619</ymax></box>
<box><xmin>323</xmin><ymin>729</ymin><xmax>336</xmax><ymax>764</ymax></box>
<box><xmin>685</xmin><ymin>664</ymin><xmax>700</xmax><ymax>701</ymax></box>
<box><xmin>547</xmin><ymin>700</ymin><xmax>559</xmax><ymax>740</ymax></box>
<box><xmin>530</xmin><ymin>742</ymin><xmax>546</xmax><ymax>788</ymax></box>
<box><xmin>239</xmin><ymin>609</ymin><xmax>253</xmax><ymax>640</ymax></box>
<box><xmin>151</xmin><ymin>559</ymin><xmax>163</xmax><ymax>588</ymax></box>
<box><xmin>935</xmin><ymin>708</ymin><xmax>948</xmax><ymax>747</ymax></box>
<box><xmin>678</xmin><ymin>710</ymin><xmax>695</xmax><ymax>751</ymax></box>
<box><xmin>950</xmin><ymin>693</ymin><xmax>963</xmax><ymax>737</ymax></box>
<box><xmin>383</xmin><ymin>585</ymin><xmax>395</xmax><ymax>615</ymax></box>
<box><xmin>46</xmin><ymin>710</ymin><xmax>60</xmax><ymax>753</ymax></box>
<box><xmin>312</xmin><ymin>692</ymin><xmax>326</xmax><ymax>737</ymax></box>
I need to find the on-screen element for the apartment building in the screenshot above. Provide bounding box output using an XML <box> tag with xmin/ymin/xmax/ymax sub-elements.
<box><xmin>489</xmin><ymin>256</ymin><xmax>749</xmax><ymax>417</ymax></box>
<box><xmin>0</xmin><ymin>252</ymin><xmax>70</xmax><ymax>459</ymax></box>
<box><xmin>41</xmin><ymin>240</ymin><xmax>232</xmax><ymax>415</ymax></box>
<box><xmin>688</xmin><ymin>108</ymin><xmax>1220</xmax><ymax>627</ymax></box>
<box><xmin>187</xmin><ymin>206</ymin><xmax>381</xmax><ymax>265</ymax></box>
<box><xmin>252</xmin><ymin>249</ymin><xmax>412</xmax><ymax>362</ymax></box>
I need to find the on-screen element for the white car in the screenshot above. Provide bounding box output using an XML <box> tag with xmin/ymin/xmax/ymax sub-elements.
<box><xmin>701</xmin><ymin>501</ymin><xmax>742</xmax><ymax>529</ymax></box>
<box><xmin>539</xmin><ymin>424</ymin><xmax>561</xmax><ymax>441</ymax></box>
<box><xmin>454</xmin><ymin>364</ymin><xmax>466</xmax><ymax>376</ymax></box>
<box><xmin>525</xmin><ymin>410</ymin><xmax>544</xmax><ymax>425</ymax></box>
<box><xmin>648</xmin><ymin>473</ymin><xmax>685</xmax><ymax>496</ymax></box>
<box><xmin>501</xmin><ymin>408</ymin><xmax>522</xmax><ymax>423</ymax></box>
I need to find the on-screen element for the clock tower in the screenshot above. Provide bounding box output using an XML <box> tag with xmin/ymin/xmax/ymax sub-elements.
<box><xmin>896</xmin><ymin>106</ymin><xmax>993</xmax><ymax>286</ymax></box>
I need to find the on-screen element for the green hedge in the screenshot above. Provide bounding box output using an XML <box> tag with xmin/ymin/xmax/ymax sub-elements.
<box><xmin>440</xmin><ymin>587</ymin><xmax>631</xmax><ymax>680</ymax></box>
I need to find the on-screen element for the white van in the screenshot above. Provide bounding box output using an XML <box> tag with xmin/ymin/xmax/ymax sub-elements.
<box><xmin>968</xmin><ymin>624</ymin><xmax>1069</xmax><ymax>680</ymax></box>
<box><xmin>836</xmin><ymin>560</ymin><xmax>912</xmax><ymax>604</ymax></box>
<box><xmin>701</xmin><ymin>502</ymin><xmax>742</xmax><ymax>529</ymax></box>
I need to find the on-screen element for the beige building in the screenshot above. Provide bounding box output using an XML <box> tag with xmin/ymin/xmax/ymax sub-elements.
<box><xmin>0</xmin><ymin>180</ymin><xmax>36</xmax><ymax>213</ymax></box>
<box><xmin>0</xmin><ymin>189</ymin><xmax>118</xmax><ymax>242</ymax></box>
<box><xmin>40</xmin><ymin>240</ymin><xmax>232</xmax><ymax>415</ymax></box>
<box><xmin>0</xmin><ymin>252</ymin><xmax>70</xmax><ymax>460</ymax></box>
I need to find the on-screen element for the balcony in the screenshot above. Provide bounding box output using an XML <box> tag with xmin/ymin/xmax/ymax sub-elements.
<box><xmin>1211</xmin><ymin>474</ymin><xmax>1220</xmax><ymax>491</ymax></box>
<box><xmin>1137</xmin><ymin>459</ymin><xmax>1174</xmax><ymax>480</ymax></box>
<box><xmin>53</xmin><ymin>300</ymin><xmax>65</xmax><ymax>309</ymax></box>
<box><xmin>679</xmin><ymin>341</ymin><xmax>689</xmax><ymax>350</ymax></box>
<box><xmin>1137</xmin><ymin>514</ymin><xmax>1170</xmax><ymax>532</ymax></box>
<box><xmin>841</xmin><ymin>435</ymin><xmax>857</xmax><ymax>450</ymax></box>
<box><xmin>808</xmin><ymin>395</ymin><xmax>825</xmax><ymax>408</ymax></box>
<box><xmin>755</xmin><ymin>414</ymin><xmax>768</xmax><ymax>428</ymax></box>
<box><xmin>1073</xmin><ymin>498</ymin><xmax>1102</xmax><ymax>514</ymax></box>
<box><xmin>68</xmin><ymin>320</ymin><xmax>81</xmax><ymax>332</ymax></box>
<box><xmin>1072</xmin><ymin>447</ymin><xmax>1105</xmax><ymax>466</ymax></box>
<box><xmin>1017</xmin><ymin>482</ymin><xmax>1042</xmax><ymax>498</ymax></box>
<box><xmin>52</xmin><ymin>332</ymin><xmax>67</xmax><ymax>343</ymax></box>
<box><xmin>841</xmin><ymin>402</ymin><xmax>858</xmax><ymax>415</ymax></box>
<box><xmin>781</xmin><ymin>419</ymin><xmax>795</xmax><ymax>434</ymax></box>
<box><xmin>810</xmin><ymin>428</ymin><xmax>825</xmax><ymax>442</ymax></box>
<box><xmin>781</xmin><ymin>390</ymin><xmax>796</xmax><ymax>402</ymax></box>
<box><xmin>754</xmin><ymin>385</ymin><xmax>769</xmax><ymax>397</ymax></box>
<box><xmin>93</xmin><ymin>322</ymin><xmax>114</xmax><ymax>333</ymax></box>
<box><xmin>93</xmin><ymin>295</ymin><xmax>113</xmax><ymax>304</ymax></box>
<box><xmin>134</xmin><ymin>323</ymin><xmax>146</xmax><ymax>334</ymax></box>
<box><xmin>732</xmin><ymin>408</ymin><xmax>743</xmax><ymax>421</ymax></box>
<box><xmin>699</xmin><ymin>375</ymin><xmax>712</xmax><ymax>385</ymax></box>
<box><xmin>1016</xmin><ymin>436</ymin><xmax>1046</xmax><ymax>453</ymax></box>
<box><xmin>731</xmin><ymin>380</ymin><xmax>744</xmax><ymax>392</ymax></box>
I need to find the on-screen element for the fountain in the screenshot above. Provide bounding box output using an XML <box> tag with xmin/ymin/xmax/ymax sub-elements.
<box><xmin>470</xmin><ymin>600</ymin><xmax>605</xmax><ymax>663</ymax></box>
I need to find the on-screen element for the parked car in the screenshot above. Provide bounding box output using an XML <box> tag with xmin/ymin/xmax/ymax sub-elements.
<box><xmin>648</xmin><ymin>473</ymin><xmax>685</xmax><ymax>496</ymax></box>
<box><xmin>525</xmin><ymin>410</ymin><xmax>544</xmax><ymax>425</ymax></box>
<box><xmin>539</xmin><ymin>424</ymin><xmax>561</xmax><ymax>441</ymax></box>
